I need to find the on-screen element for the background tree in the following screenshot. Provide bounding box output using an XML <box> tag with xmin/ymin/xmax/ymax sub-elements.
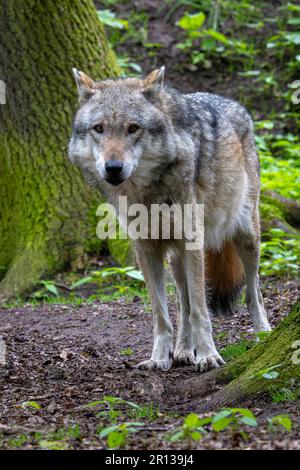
<box><xmin>0</xmin><ymin>0</ymin><xmax>121</xmax><ymax>302</ymax></box>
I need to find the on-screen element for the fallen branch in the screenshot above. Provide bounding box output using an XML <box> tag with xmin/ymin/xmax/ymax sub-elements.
<box><xmin>0</xmin><ymin>423</ymin><xmax>45</xmax><ymax>435</ymax></box>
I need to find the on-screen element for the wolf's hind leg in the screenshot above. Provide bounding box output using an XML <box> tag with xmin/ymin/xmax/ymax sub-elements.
<box><xmin>169</xmin><ymin>252</ymin><xmax>195</xmax><ymax>366</ymax></box>
<box><xmin>184</xmin><ymin>249</ymin><xmax>225</xmax><ymax>372</ymax></box>
<box><xmin>135</xmin><ymin>242</ymin><xmax>173</xmax><ymax>371</ymax></box>
<box><xmin>235</xmin><ymin>221</ymin><xmax>271</xmax><ymax>333</ymax></box>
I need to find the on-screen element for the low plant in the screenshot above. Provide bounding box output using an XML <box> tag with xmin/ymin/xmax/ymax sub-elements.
<box><xmin>167</xmin><ymin>408</ymin><xmax>258</xmax><ymax>445</ymax></box>
<box><xmin>267</xmin><ymin>414</ymin><xmax>292</xmax><ymax>433</ymax></box>
<box><xmin>167</xmin><ymin>413</ymin><xmax>210</xmax><ymax>444</ymax></box>
<box><xmin>120</xmin><ymin>347</ymin><xmax>133</xmax><ymax>357</ymax></box>
<box><xmin>71</xmin><ymin>266</ymin><xmax>145</xmax><ymax>292</ymax></box>
<box><xmin>220</xmin><ymin>340</ymin><xmax>254</xmax><ymax>361</ymax></box>
<box><xmin>175</xmin><ymin>10</ymin><xmax>256</xmax><ymax>68</ymax></box>
<box><xmin>96</xmin><ymin>9</ymin><xmax>144</xmax><ymax>75</ymax></box>
<box><xmin>98</xmin><ymin>422</ymin><xmax>144</xmax><ymax>449</ymax></box>
<box><xmin>83</xmin><ymin>396</ymin><xmax>159</xmax><ymax>423</ymax></box>
<box><xmin>211</xmin><ymin>408</ymin><xmax>257</xmax><ymax>441</ymax></box>
<box><xmin>36</xmin><ymin>424</ymin><xmax>81</xmax><ymax>450</ymax></box>
<box><xmin>260</xmin><ymin>229</ymin><xmax>300</xmax><ymax>278</ymax></box>
<box><xmin>7</xmin><ymin>434</ymin><xmax>28</xmax><ymax>448</ymax></box>
<box><xmin>270</xmin><ymin>385</ymin><xmax>299</xmax><ymax>403</ymax></box>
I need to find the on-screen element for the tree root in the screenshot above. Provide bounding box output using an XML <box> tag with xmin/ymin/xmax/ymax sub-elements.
<box><xmin>0</xmin><ymin>248</ymin><xmax>48</xmax><ymax>305</ymax></box>
<box><xmin>260</xmin><ymin>190</ymin><xmax>300</xmax><ymax>234</ymax></box>
<box><xmin>170</xmin><ymin>301</ymin><xmax>300</xmax><ymax>412</ymax></box>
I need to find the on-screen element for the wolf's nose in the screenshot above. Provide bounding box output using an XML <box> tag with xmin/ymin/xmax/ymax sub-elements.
<box><xmin>105</xmin><ymin>160</ymin><xmax>123</xmax><ymax>176</ymax></box>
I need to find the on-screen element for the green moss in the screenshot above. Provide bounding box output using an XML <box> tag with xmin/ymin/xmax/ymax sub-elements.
<box><xmin>260</xmin><ymin>191</ymin><xmax>299</xmax><ymax>232</ymax></box>
<box><xmin>107</xmin><ymin>237</ymin><xmax>133</xmax><ymax>267</ymax></box>
<box><xmin>0</xmin><ymin>247</ymin><xmax>49</xmax><ymax>302</ymax></box>
<box><xmin>220</xmin><ymin>340</ymin><xmax>255</xmax><ymax>362</ymax></box>
<box><xmin>219</xmin><ymin>301</ymin><xmax>300</xmax><ymax>397</ymax></box>
<box><xmin>259</xmin><ymin>200</ymin><xmax>287</xmax><ymax>229</ymax></box>
<box><xmin>0</xmin><ymin>0</ymin><xmax>121</xmax><ymax>301</ymax></box>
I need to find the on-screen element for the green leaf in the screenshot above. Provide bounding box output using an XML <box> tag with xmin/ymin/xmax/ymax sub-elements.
<box><xmin>99</xmin><ymin>426</ymin><xmax>118</xmax><ymax>438</ymax></box>
<box><xmin>39</xmin><ymin>440</ymin><xmax>67</xmax><ymax>450</ymax></box>
<box><xmin>177</xmin><ymin>12</ymin><xmax>206</xmax><ymax>31</ymax></box>
<box><xmin>212</xmin><ymin>409</ymin><xmax>233</xmax><ymax>431</ymax></box>
<box><xmin>21</xmin><ymin>401</ymin><xmax>41</xmax><ymax>410</ymax></box>
<box><xmin>239</xmin><ymin>70</ymin><xmax>261</xmax><ymax>77</ymax></box>
<box><xmin>126</xmin><ymin>270</ymin><xmax>145</xmax><ymax>282</ymax></box>
<box><xmin>212</xmin><ymin>409</ymin><xmax>232</xmax><ymax>422</ymax></box>
<box><xmin>262</xmin><ymin>371</ymin><xmax>279</xmax><ymax>380</ymax></box>
<box><xmin>184</xmin><ymin>413</ymin><xmax>200</xmax><ymax>427</ymax></box>
<box><xmin>203</xmin><ymin>29</ymin><xmax>229</xmax><ymax>44</ymax></box>
<box><xmin>284</xmin><ymin>32</ymin><xmax>300</xmax><ymax>45</ymax></box>
<box><xmin>197</xmin><ymin>417</ymin><xmax>213</xmax><ymax>426</ymax></box>
<box><xmin>190</xmin><ymin>431</ymin><xmax>202</xmax><ymax>441</ymax></box>
<box><xmin>42</xmin><ymin>282</ymin><xmax>59</xmax><ymax>296</ymax></box>
<box><xmin>127</xmin><ymin>426</ymin><xmax>144</xmax><ymax>433</ymax></box>
<box><xmin>107</xmin><ymin>431</ymin><xmax>126</xmax><ymax>448</ymax></box>
<box><xmin>169</xmin><ymin>430</ymin><xmax>183</xmax><ymax>442</ymax></box>
<box><xmin>71</xmin><ymin>277</ymin><xmax>93</xmax><ymax>289</ymax></box>
<box><xmin>270</xmin><ymin>415</ymin><xmax>292</xmax><ymax>432</ymax></box>
<box><xmin>101</xmin><ymin>269</ymin><xmax>122</xmax><ymax>278</ymax></box>
<box><xmin>124</xmin><ymin>400</ymin><xmax>142</xmax><ymax>410</ymax></box>
<box><xmin>287</xmin><ymin>18</ymin><xmax>300</xmax><ymax>25</ymax></box>
<box><xmin>240</xmin><ymin>416</ymin><xmax>258</xmax><ymax>427</ymax></box>
<box><xmin>201</xmin><ymin>37</ymin><xmax>216</xmax><ymax>51</ymax></box>
<box><xmin>103</xmin><ymin>396</ymin><xmax>123</xmax><ymax>404</ymax></box>
<box><xmin>67</xmin><ymin>424</ymin><xmax>81</xmax><ymax>439</ymax></box>
<box><xmin>230</xmin><ymin>408</ymin><xmax>256</xmax><ymax>420</ymax></box>
<box><xmin>124</xmin><ymin>422</ymin><xmax>144</xmax><ymax>427</ymax></box>
<box><xmin>212</xmin><ymin>417</ymin><xmax>231</xmax><ymax>431</ymax></box>
<box><xmin>97</xmin><ymin>10</ymin><xmax>128</xmax><ymax>30</ymax></box>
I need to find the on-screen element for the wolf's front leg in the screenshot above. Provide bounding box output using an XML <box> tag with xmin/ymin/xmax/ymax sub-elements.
<box><xmin>184</xmin><ymin>249</ymin><xmax>224</xmax><ymax>373</ymax></box>
<box><xmin>169</xmin><ymin>252</ymin><xmax>195</xmax><ymax>366</ymax></box>
<box><xmin>135</xmin><ymin>242</ymin><xmax>173</xmax><ymax>370</ymax></box>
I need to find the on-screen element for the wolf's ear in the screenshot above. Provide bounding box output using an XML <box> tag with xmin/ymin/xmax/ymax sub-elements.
<box><xmin>143</xmin><ymin>66</ymin><xmax>165</xmax><ymax>90</ymax></box>
<box><xmin>72</xmin><ymin>68</ymin><xmax>96</xmax><ymax>104</ymax></box>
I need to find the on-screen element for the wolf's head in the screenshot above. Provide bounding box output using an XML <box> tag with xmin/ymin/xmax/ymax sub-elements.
<box><xmin>68</xmin><ymin>67</ymin><xmax>177</xmax><ymax>188</ymax></box>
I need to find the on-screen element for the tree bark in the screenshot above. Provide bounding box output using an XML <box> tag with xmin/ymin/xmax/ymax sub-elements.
<box><xmin>213</xmin><ymin>301</ymin><xmax>300</xmax><ymax>404</ymax></box>
<box><xmin>260</xmin><ymin>191</ymin><xmax>300</xmax><ymax>234</ymax></box>
<box><xmin>171</xmin><ymin>301</ymin><xmax>300</xmax><ymax>411</ymax></box>
<box><xmin>0</xmin><ymin>0</ymin><xmax>120</xmax><ymax>302</ymax></box>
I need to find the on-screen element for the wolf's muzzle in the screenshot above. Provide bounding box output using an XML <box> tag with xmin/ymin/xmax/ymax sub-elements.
<box><xmin>104</xmin><ymin>160</ymin><xmax>124</xmax><ymax>186</ymax></box>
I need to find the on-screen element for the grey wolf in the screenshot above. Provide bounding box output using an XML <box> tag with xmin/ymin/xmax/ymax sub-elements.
<box><xmin>69</xmin><ymin>67</ymin><xmax>271</xmax><ymax>373</ymax></box>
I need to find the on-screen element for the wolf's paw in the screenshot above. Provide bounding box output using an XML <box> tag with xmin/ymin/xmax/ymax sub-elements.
<box><xmin>173</xmin><ymin>348</ymin><xmax>195</xmax><ymax>366</ymax></box>
<box><xmin>194</xmin><ymin>352</ymin><xmax>225</xmax><ymax>373</ymax></box>
<box><xmin>136</xmin><ymin>358</ymin><xmax>172</xmax><ymax>371</ymax></box>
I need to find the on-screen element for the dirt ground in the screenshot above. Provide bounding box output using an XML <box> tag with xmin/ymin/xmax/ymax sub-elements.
<box><xmin>0</xmin><ymin>279</ymin><xmax>299</xmax><ymax>449</ymax></box>
<box><xmin>0</xmin><ymin>0</ymin><xmax>298</xmax><ymax>451</ymax></box>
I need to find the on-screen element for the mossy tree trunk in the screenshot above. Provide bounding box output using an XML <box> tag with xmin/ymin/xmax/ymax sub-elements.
<box><xmin>260</xmin><ymin>191</ymin><xmax>300</xmax><ymax>234</ymax></box>
<box><xmin>214</xmin><ymin>301</ymin><xmax>300</xmax><ymax>404</ymax></box>
<box><xmin>0</xmin><ymin>0</ymin><xmax>120</xmax><ymax>302</ymax></box>
<box><xmin>178</xmin><ymin>301</ymin><xmax>300</xmax><ymax>410</ymax></box>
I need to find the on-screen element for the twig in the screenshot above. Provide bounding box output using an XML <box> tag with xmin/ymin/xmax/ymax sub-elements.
<box><xmin>123</xmin><ymin>361</ymin><xmax>136</xmax><ymax>370</ymax></box>
<box><xmin>0</xmin><ymin>423</ymin><xmax>45</xmax><ymax>435</ymax></box>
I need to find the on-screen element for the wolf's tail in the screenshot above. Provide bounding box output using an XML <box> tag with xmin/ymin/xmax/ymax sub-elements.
<box><xmin>205</xmin><ymin>240</ymin><xmax>245</xmax><ymax>315</ymax></box>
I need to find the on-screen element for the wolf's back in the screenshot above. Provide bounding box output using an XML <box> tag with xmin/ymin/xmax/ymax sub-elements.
<box><xmin>186</xmin><ymin>92</ymin><xmax>253</xmax><ymax>143</ymax></box>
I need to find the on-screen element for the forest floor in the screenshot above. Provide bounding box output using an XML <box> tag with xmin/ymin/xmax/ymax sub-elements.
<box><xmin>0</xmin><ymin>0</ymin><xmax>299</xmax><ymax>452</ymax></box>
<box><xmin>0</xmin><ymin>278</ymin><xmax>299</xmax><ymax>450</ymax></box>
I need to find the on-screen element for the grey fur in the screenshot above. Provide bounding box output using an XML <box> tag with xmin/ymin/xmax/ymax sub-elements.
<box><xmin>69</xmin><ymin>70</ymin><xmax>271</xmax><ymax>373</ymax></box>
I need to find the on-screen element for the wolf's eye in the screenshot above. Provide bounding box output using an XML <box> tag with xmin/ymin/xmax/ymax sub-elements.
<box><xmin>94</xmin><ymin>124</ymin><xmax>104</xmax><ymax>133</ymax></box>
<box><xmin>128</xmin><ymin>124</ymin><xmax>139</xmax><ymax>134</ymax></box>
